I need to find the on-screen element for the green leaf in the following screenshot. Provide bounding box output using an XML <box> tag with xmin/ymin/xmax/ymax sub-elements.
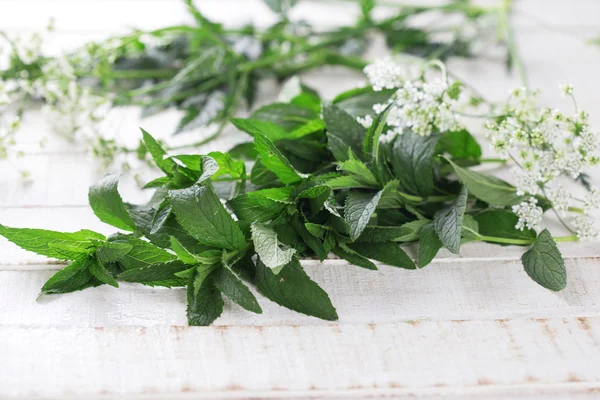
<box><xmin>475</xmin><ymin>210</ymin><xmax>537</xmax><ymax>242</ymax></box>
<box><xmin>356</xmin><ymin>221</ymin><xmax>427</xmax><ymax>243</ymax></box>
<box><xmin>232</xmin><ymin>118</ymin><xmax>289</xmax><ymax>142</ymax></box>
<box><xmin>118</xmin><ymin>260</ymin><xmax>188</xmax><ymax>286</ymax></box>
<box><xmin>250</xmin><ymin>159</ymin><xmax>278</xmax><ymax>185</ymax></box>
<box><xmin>0</xmin><ymin>225</ymin><xmax>102</xmax><ymax>260</ymax></box>
<box><xmin>141</xmin><ymin>128</ymin><xmax>176</xmax><ymax>175</ymax></box>
<box><xmin>215</xmin><ymin>265</ymin><xmax>262</xmax><ymax>313</ymax></box>
<box><xmin>391</xmin><ymin>131</ymin><xmax>440</xmax><ymax>196</ymax></box>
<box><xmin>348</xmin><ymin>241</ymin><xmax>416</xmax><ymax>269</ymax></box>
<box><xmin>96</xmin><ymin>242</ymin><xmax>133</xmax><ymax>263</ymax></box>
<box><xmin>521</xmin><ymin>229</ymin><xmax>566</xmax><ymax>291</ymax></box>
<box><xmin>40</xmin><ymin>257</ymin><xmax>94</xmax><ymax>295</ymax></box>
<box><xmin>251</xmin><ymin>102</ymin><xmax>318</xmax><ymax>131</ymax></box>
<box><xmin>207</xmin><ymin>151</ymin><xmax>245</xmax><ymax>179</ymax></box>
<box><xmin>325</xmin><ymin>174</ymin><xmax>378</xmax><ymax>189</ymax></box>
<box><xmin>437</xmin><ymin>130</ymin><xmax>481</xmax><ymax>161</ymax></box>
<box><xmin>256</xmin><ymin>258</ymin><xmax>338</xmax><ymax>321</ymax></box>
<box><xmin>444</xmin><ymin>158</ymin><xmax>523</xmax><ymax>206</ymax></box>
<box><xmin>338</xmin><ymin>151</ymin><xmax>378</xmax><ymax>187</ymax></box>
<box><xmin>433</xmin><ymin>186</ymin><xmax>468</xmax><ymax>254</ymax></box>
<box><xmin>228</xmin><ymin>194</ymin><xmax>288</xmax><ymax>224</ymax></box>
<box><xmin>323</xmin><ymin>102</ymin><xmax>365</xmax><ymax>162</ymax></box>
<box><xmin>89</xmin><ymin>174</ymin><xmax>137</xmax><ymax>231</ymax></box>
<box><xmin>187</xmin><ymin>270</ymin><xmax>223</xmax><ymax>326</ymax></box>
<box><xmin>418</xmin><ymin>223</ymin><xmax>442</xmax><ymax>268</ymax></box>
<box><xmin>168</xmin><ymin>185</ymin><xmax>246</xmax><ymax>251</ymax></box>
<box><xmin>109</xmin><ymin>235</ymin><xmax>176</xmax><ymax>270</ymax></box>
<box><xmin>461</xmin><ymin>214</ymin><xmax>480</xmax><ymax>243</ymax></box>
<box><xmin>333</xmin><ymin>242</ymin><xmax>377</xmax><ymax>270</ymax></box>
<box><xmin>332</xmin><ymin>87</ymin><xmax>394</xmax><ymax>118</ymax></box>
<box><xmin>170</xmin><ymin>236</ymin><xmax>200</xmax><ymax>264</ymax></box>
<box><xmin>251</xmin><ymin>223</ymin><xmax>296</xmax><ymax>274</ymax></box>
<box><xmin>344</xmin><ymin>189</ymin><xmax>384</xmax><ymax>241</ymax></box>
<box><xmin>254</xmin><ymin>132</ymin><xmax>304</xmax><ymax>184</ymax></box>
<box><xmin>296</xmin><ymin>184</ymin><xmax>331</xmax><ymax>214</ymax></box>
<box><xmin>89</xmin><ymin>259</ymin><xmax>119</xmax><ymax>288</ymax></box>
<box><xmin>263</xmin><ymin>0</ymin><xmax>297</xmax><ymax>15</ymax></box>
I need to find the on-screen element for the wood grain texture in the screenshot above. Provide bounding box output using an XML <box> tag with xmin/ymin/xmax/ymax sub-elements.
<box><xmin>1</xmin><ymin>0</ymin><xmax>600</xmax><ymax>398</ymax></box>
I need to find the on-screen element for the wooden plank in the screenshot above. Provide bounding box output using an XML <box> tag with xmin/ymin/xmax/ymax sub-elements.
<box><xmin>2</xmin><ymin>317</ymin><xmax>600</xmax><ymax>399</ymax></box>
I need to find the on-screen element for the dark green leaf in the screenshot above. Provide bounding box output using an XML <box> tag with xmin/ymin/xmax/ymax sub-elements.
<box><xmin>332</xmin><ymin>243</ymin><xmax>377</xmax><ymax>270</ymax></box>
<box><xmin>254</xmin><ymin>133</ymin><xmax>304</xmax><ymax>184</ymax></box>
<box><xmin>109</xmin><ymin>235</ymin><xmax>176</xmax><ymax>270</ymax></box>
<box><xmin>187</xmin><ymin>270</ymin><xmax>223</xmax><ymax>326</ymax></box>
<box><xmin>215</xmin><ymin>265</ymin><xmax>262</xmax><ymax>313</ymax></box>
<box><xmin>434</xmin><ymin>185</ymin><xmax>468</xmax><ymax>254</ymax></box>
<box><xmin>96</xmin><ymin>242</ymin><xmax>133</xmax><ymax>263</ymax></box>
<box><xmin>521</xmin><ymin>229</ymin><xmax>566</xmax><ymax>291</ymax></box>
<box><xmin>118</xmin><ymin>260</ymin><xmax>188</xmax><ymax>286</ymax></box>
<box><xmin>418</xmin><ymin>223</ymin><xmax>442</xmax><ymax>268</ymax></box>
<box><xmin>392</xmin><ymin>131</ymin><xmax>440</xmax><ymax>196</ymax></box>
<box><xmin>323</xmin><ymin>102</ymin><xmax>365</xmax><ymax>162</ymax></box>
<box><xmin>475</xmin><ymin>210</ymin><xmax>537</xmax><ymax>242</ymax></box>
<box><xmin>89</xmin><ymin>174</ymin><xmax>137</xmax><ymax>231</ymax></box>
<box><xmin>332</xmin><ymin>87</ymin><xmax>394</xmax><ymax>118</ymax></box>
<box><xmin>41</xmin><ymin>257</ymin><xmax>94</xmax><ymax>295</ymax></box>
<box><xmin>89</xmin><ymin>258</ymin><xmax>119</xmax><ymax>288</ymax></box>
<box><xmin>348</xmin><ymin>241</ymin><xmax>415</xmax><ymax>269</ymax></box>
<box><xmin>256</xmin><ymin>258</ymin><xmax>338</xmax><ymax>321</ymax></box>
<box><xmin>438</xmin><ymin>129</ymin><xmax>481</xmax><ymax>161</ymax></box>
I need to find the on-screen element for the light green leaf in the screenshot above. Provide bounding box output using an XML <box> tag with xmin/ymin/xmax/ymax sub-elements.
<box><xmin>251</xmin><ymin>223</ymin><xmax>296</xmax><ymax>274</ymax></box>
<box><xmin>338</xmin><ymin>151</ymin><xmax>378</xmax><ymax>187</ymax></box>
<box><xmin>141</xmin><ymin>128</ymin><xmax>176</xmax><ymax>175</ymax></box>
<box><xmin>434</xmin><ymin>186</ymin><xmax>468</xmax><ymax>254</ymax></box>
<box><xmin>254</xmin><ymin>132</ymin><xmax>305</xmax><ymax>184</ymax></box>
<box><xmin>168</xmin><ymin>185</ymin><xmax>246</xmax><ymax>251</ymax></box>
<box><xmin>521</xmin><ymin>229</ymin><xmax>566</xmax><ymax>291</ymax></box>
<box><xmin>96</xmin><ymin>242</ymin><xmax>133</xmax><ymax>263</ymax></box>
<box><xmin>437</xmin><ymin>129</ymin><xmax>481</xmax><ymax>161</ymax></box>
<box><xmin>445</xmin><ymin>157</ymin><xmax>523</xmax><ymax>206</ymax></box>
<box><xmin>89</xmin><ymin>174</ymin><xmax>137</xmax><ymax>231</ymax></box>
<box><xmin>0</xmin><ymin>225</ymin><xmax>102</xmax><ymax>260</ymax></box>
<box><xmin>118</xmin><ymin>260</ymin><xmax>188</xmax><ymax>286</ymax></box>
<box><xmin>325</xmin><ymin>174</ymin><xmax>377</xmax><ymax>189</ymax></box>
<box><xmin>109</xmin><ymin>235</ymin><xmax>176</xmax><ymax>270</ymax></box>
<box><xmin>255</xmin><ymin>257</ymin><xmax>338</xmax><ymax>321</ymax></box>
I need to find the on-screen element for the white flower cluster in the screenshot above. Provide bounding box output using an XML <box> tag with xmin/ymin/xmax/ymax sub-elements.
<box><xmin>512</xmin><ymin>197</ymin><xmax>543</xmax><ymax>231</ymax></box>
<box><xmin>0</xmin><ymin>79</ymin><xmax>22</xmax><ymax>159</ymax></box>
<box><xmin>486</xmin><ymin>86</ymin><xmax>599</xmax><ymax>239</ymax></box>
<box><xmin>360</xmin><ymin>58</ymin><xmax>462</xmax><ymax>138</ymax></box>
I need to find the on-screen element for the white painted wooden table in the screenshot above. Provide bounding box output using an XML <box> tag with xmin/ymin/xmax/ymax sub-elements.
<box><xmin>2</xmin><ymin>1</ymin><xmax>600</xmax><ymax>399</ymax></box>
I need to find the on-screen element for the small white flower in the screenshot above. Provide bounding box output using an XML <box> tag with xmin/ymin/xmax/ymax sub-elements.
<box><xmin>356</xmin><ymin>115</ymin><xmax>373</xmax><ymax>129</ymax></box>
<box><xmin>584</xmin><ymin>187</ymin><xmax>600</xmax><ymax>214</ymax></box>
<box><xmin>560</xmin><ymin>84</ymin><xmax>574</xmax><ymax>97</ymax></box>
<box><xmin>514</xmin><ymin>168</ymin><xmax>541</xmax><ymax>196</ymax></box>
<box><xmin>512</xmin><ymin>197</ymin><xmax>543</xmax><ymax>231</ymax></box>
<box><xmin>573</xmin><ymin>215</ymin><xmax>598</xmax><ymax>241</ymax></box>
<box><xmin>363</xmin><ymin>57</ymin><xmax>404</xmax><ymax>91</ymax></box>
<box><xmin>546</xmin><ymin>185</ymin><xmax>571</xmax><ymax>214</ymax></box>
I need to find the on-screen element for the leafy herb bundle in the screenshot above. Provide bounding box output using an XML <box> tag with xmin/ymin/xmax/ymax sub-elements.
<box><xmin>0</xmin><ymin>0</ymin><xmax>505</xmax><ymax>163</ymax></box>
<box><xmin>1</xmin><ymin>67</ymin><xmax>584</xmax><ymax>325</ymax></box>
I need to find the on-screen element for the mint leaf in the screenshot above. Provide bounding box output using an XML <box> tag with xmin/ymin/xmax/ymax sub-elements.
<box><xmin>215</xmin><ymin>265</ymin><xmax>262</xmax><ymax>313</ymax></box>
<box><xmin>344</xmin><ymin>189</ymin><xmax>384</xmax><ymax>241</ymax></box>
<box><xmin>0</xmin><ymin>225</ymin><xmax>102</xmax><ymax>260</ymax></box>
<box><xmin>445</xmin><ymin>157</ymin><xmax>523</xmax><ymax>206</ymax></box>
<box><xmin>391</xmin><ymin>131</ymin><xmax>439</xmax><ymax>196</ymax></box>
<box><xmin>109</xmin><ymin>235</ymin><xmax>176</xmax><ymax>270</ymax></box>
<box><xmin>187</xmin><ymin>270</ymin><xmax>223</xmax><ymax>326</ymax></box>
<box><xmin>141</xmin><ymin>128</ymin><xmax>176</xmax><ymax>175</ymax></box>
<box><xmin>254</xmin><ymin>132</ymin><xmax>304</xmax><ymax>184</ymax></box>
<box><xmin>521</xmin><ymin>229</ymin><xmax>566</xmax><ymax>291</ymax></box>
<box><xmin>338</xmin><ymin>150</ymin><xmax>378</xmax><ymax>187</ymax></box>
<box><xmin>232</xmin><ymin>118</ymin><xmax>289</xmax><ymax>142</ymax></box>
<box><xmin>461</xmin><ymin>214</ymin><xmax>480</xmax><ymax>243</ymax></box>
<box><xmin>170</xmin><ymin>236</ymin><xmax>200</xmax><ymax>264</ymax></box>
<box><xmin>325</xmin><ymin>174</ymin><xmax>378</xmax><ymax>189</ymax></box>
<box><xmin>323</xmin><ymin>102</ymin><xmax>365</xmax><ymax>162</ymax></box>
<box><xmin>251</xmin><ymin>102</ymin><xmax>318</xmax><ymax>131</ymax></box>
<box><xmin>333</xmin><ymin>242</ymin><xmax>377</xmax><ymax>270</ymax></box>
<box><xmin>348</xmin><ymin>241</ymin><xmax>415</xmax><ymax>269</ymax></box>
<box><xmin>41</xmin><ymin>257</ymin><xmax>95</xmax><ymax>295</ymax></box>
<box><xmin>332</xmin><ymin>87</ymin><xmax>394</xmax><ymax>118</ymax></box>
<box><xmin>169</xmin><ymin>185</ymin><xmax>246</xmax><ymax>251</ymax></box>
<box><xmin>118</xmin><ymin>260</ymin><xmax>188</xmax><ymax>287</ymax></box>
<box><xmin>251</xmin><ymin>223</ymin><xmax>296</xmax><ymax>273</ymax></box>
<box><xmin>208</xmin><ymin>151</ymin><xmax>245</xmax><ymax>179</ymax></box>
<box><xmin>96</xmin><ymin>242</ymin><xmax>133</xmax><ymax>263</ymax></box>
<box><xmin>89</xmin><ymin>174</ymin><xmax>137</xmax><ymax>231</ymax></box>
<box><xmin>228</xmin><ymin>193</ymin><xmax>288</xmax><ymax>224</ymax></box>
<box><xmin>418</xmin><ymin>223</ymin><xmax>442</xmax><ymax>268</ymax></box>
<box><xmin>434</xmin><ymin>186</ymin><xmax>468</xmax><ymax>254</ymax></box>
<box><xmin>256</xmin><ymin>258</ymin><xmax>338</xmax><ymax>321</ymax></box>
<box><xmin>437</xmin><ymin>130</ymin><xmax>481</xmax><ymax>161</ymax></box>
<box><xmin>296</xmin><ymin>184</ymin><xmax>331</xmax><ymax>214</ymax></box>
<box><xmin>89</xmin><ymin>259</ymin><xmax>119</xmax><ymax>288</ymax></box>
<box><xmin>475</xmin><ymin>210</ymin><xmax>536</xmax><ymax>242</ymax></box>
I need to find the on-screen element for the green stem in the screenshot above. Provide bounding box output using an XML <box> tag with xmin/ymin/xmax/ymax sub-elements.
<box><xmin>397</xmin><ymin>191</ymin><xmax>455</xmax><ymax>203</ymax></box>
<box><xmin>477</xmin><ymin>234</ymin><xmax>578</xmax><ymax>246</ymax></box>
<box><xmin>568</xmin><ymin>206</ymin><xmax>585</xmax><ymax>214</ymax></box>
<box><xmin>500</xmin><ymin>0</ymin><xmax>528</xmax><ymax>87</ymax></box>
<box><xmin>480</xmin><ymin>158</ymin><xmax>508</xmax><ymax>164</ymax></box>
